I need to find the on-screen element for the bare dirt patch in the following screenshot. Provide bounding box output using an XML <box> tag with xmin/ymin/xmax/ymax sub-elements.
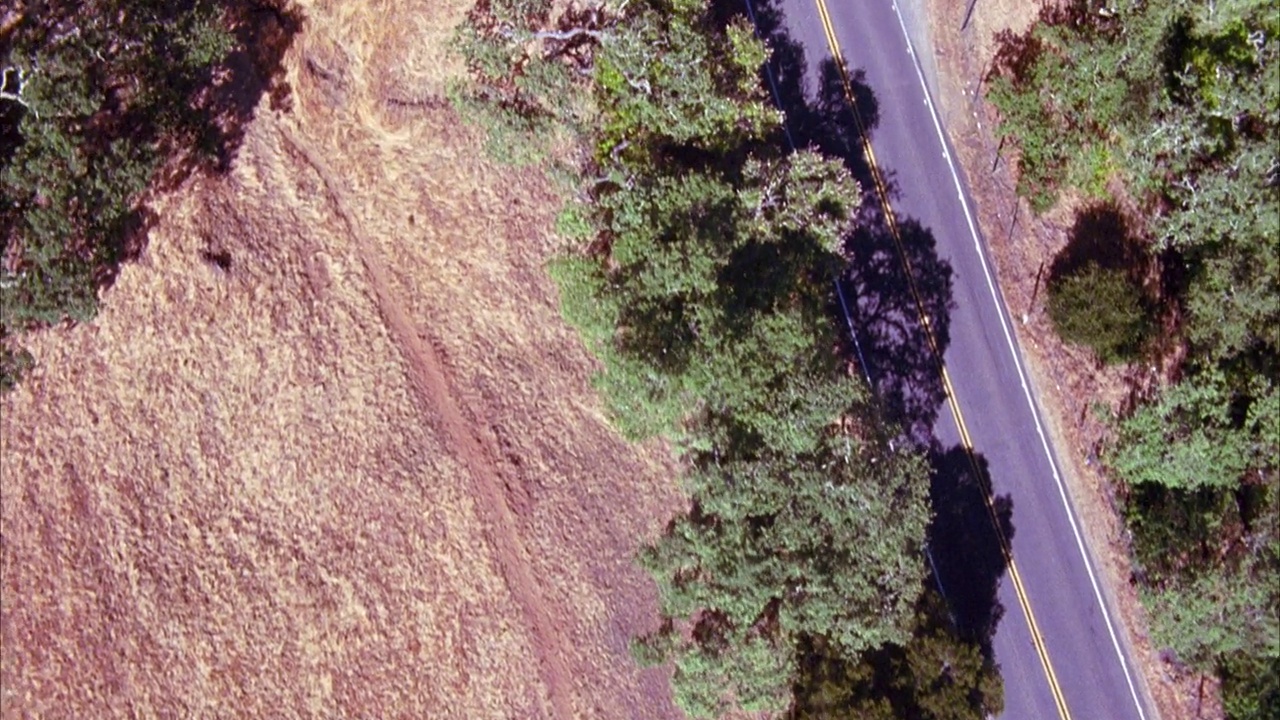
<box><xmin>0</xmin><ymin>0</ymin><xmax>683</xmax><ymax>717</ymax></box>
<box><xmin>916</xmin><ymin>2</ymin><xmax>1210</xmax><ymax>719</ymax></box>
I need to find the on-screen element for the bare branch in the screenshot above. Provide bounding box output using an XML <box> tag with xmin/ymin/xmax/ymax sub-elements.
<box><xmin>624</xmin><ymin>74</ymin><xmax>651</xmax><ymax>94</ymax></box>
<box><xmin>533</xmin><ymin>27</ymin><xmax>604</xmax><ymax>42</ymax></box>
<box><xmin>610</xmin><ymin>138</ymin><xmax>631</xmax><ymax>163</ymax></box>
<box><xmin>0</xmin><ymin>66</ymin><xmax>37</xmax><ymax>119</ymax></box>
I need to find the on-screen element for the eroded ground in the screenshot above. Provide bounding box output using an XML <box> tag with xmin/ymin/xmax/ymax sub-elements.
<box><xmin>0</xmin><ymin>1</ymin><xmax>683</xmax><ymax>716</ymax></box>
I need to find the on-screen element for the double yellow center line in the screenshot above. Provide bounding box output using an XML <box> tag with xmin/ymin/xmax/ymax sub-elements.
<box><xmin>810</xmin><ymin>1</ymin><xmax>1073</xmax><ymax>717</ymax></box>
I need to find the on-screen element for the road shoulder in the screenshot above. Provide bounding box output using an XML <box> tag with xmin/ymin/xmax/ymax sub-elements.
<box><xmin>908</xmin><ymin>2</ymin><xmax>1205</xmax><ymax>719</ymax></box>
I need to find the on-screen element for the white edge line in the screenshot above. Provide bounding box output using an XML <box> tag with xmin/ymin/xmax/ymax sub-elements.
<box><xmin>884</xmin><ymin>2</ymin><xmax>1151</xmax><ymax>719</ymax></box>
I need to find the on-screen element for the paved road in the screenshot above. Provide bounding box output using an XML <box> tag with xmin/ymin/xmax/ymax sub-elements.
<box><xmin>764</xmin><ymin>0</ymin><xmax>1158</xmax><ymax>718</ymax></box>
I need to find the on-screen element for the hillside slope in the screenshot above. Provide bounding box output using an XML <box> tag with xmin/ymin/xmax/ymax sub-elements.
<box><xmin>0</xmin><ymin>1</ymin><xmax>682</xmax><ymax>716</ymax></box>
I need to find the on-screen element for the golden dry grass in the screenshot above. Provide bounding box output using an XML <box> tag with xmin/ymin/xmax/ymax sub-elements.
<box><xmin>0</xmin><ymin>1</ymin><xmax>683</xmax><ymax>716</ymax></box>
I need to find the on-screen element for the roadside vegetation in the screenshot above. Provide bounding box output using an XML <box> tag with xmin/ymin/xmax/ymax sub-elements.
<box><xmin>988</xmin><ymin>1</ymin><xmax>1278</xmax><ymax>715</ymax></box>
<box><xmin>456</xmin><ymin>0</ymin><xmax>1001</xmax><ymax>717</ymax></box>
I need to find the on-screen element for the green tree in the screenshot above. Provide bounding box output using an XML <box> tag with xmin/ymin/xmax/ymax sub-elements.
<box><xmin>599</xmin><ymin>147</ymin><xmax>928</xmax><ymax>717</ymax></box>
<box><xmin>556</xmin><ymin>149</ymin><xmax>858</xmax><ymax>441</ymax></box>
<box><xmin>452</xmin><ymin>0</ymin><xmax>776</xmax><ymax>166</ymax></box>
<box><xmin>637</xmin><ymin>424</ymin><xmax>931</xmax><ymax>717</ymax></box>
<box><xmin>1111</xmin><ymin>374</ymin><xmax>1275</xmax><ymax>491</ymax></box>
<box><xmin>1142</xmin><ymin>555</ymin><xmax>1279</xmax><ymax>673</ymax></box>
<box><xmin>459</xmin><ymin>1</ymin><xmax>939</xmax><ymax>715</ymax></box>
<box><xmin>1046</xmin><ymin>263</ymin><xmax>1148</xmax><ymax>364</ymax></box>
<box><xmin>450</xmin><ymin>0</ymin><xmax>585</xmax><ymax>164</ymax></box>
<box><xmin>794</xmin><ymin>589</ymin><xmax>1004</xmax><ymax>720</ymax></box>
<box><xmin>1220</xmin><ymin>653</ymin><xmax>1280</xmax><ymax>720</ymax></box>
<box><xmin>590</xmin><ymin>5</ymin><xmax>777</xmax><ymax>157</ymax></box>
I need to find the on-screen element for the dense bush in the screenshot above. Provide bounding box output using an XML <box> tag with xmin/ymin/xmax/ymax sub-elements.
<box><xmin>1045</xmin><ymin>263</ymin><xmax>1148</xmax><ymax>364</ymax></box>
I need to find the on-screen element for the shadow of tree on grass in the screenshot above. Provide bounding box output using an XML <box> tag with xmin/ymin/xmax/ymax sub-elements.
<box><xmin>1049</xmin><ymin>200</ymin><xmax>1149</xmax><ymax>287</ymax></box>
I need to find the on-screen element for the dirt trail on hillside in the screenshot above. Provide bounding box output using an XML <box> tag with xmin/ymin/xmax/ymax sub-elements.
<box><xmin>0</xmin><ymin>0</ymin><xmax>684</xmax><ymax>716</ymax></box>
<box><xmin>278</xmin><ymin>125</ymin><xmax>577</xmax><ymax>719</ymax></box>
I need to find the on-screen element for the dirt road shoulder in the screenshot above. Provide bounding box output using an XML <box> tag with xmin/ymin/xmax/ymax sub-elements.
<box><xmin>907</xmin><ymin>2</ymin><xmax>1206</xmax><ymax>718</ymax></box>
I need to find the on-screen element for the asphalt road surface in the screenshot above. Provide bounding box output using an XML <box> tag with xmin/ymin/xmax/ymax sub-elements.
<box><xmin>760</xmin><ymin>0</ymin><xmax>1159</xmax><ymax>717</ymax></box>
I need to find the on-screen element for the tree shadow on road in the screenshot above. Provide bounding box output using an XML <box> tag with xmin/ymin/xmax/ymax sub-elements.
<box><xmin>928</xmin><ymin>445</ymin><xmax>1013</xmax><ymax>657</ymax></box>
<box><xmin>732</xmin><ymin>0</ymin><xmax>953</xmax><ymax>442</ymax></box>
<box><xmin>727</xmin><ymin>0</ymin><xmax>1014</xmax><ymax>678</ymax></box>
<box><xmin>840</xmin><ymin>208</ymin><xmax>953</xmax><ymax>444</ymax></box>
<box><xmin>736</xmin><ymin>0</ymin><xmax>883</xmax><ymax>197</ymax></box>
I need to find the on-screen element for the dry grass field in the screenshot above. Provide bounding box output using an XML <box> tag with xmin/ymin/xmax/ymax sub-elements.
<box><xmin>0</xmin><ymin>1</ymin><xmax>684</xmax><ymax>717</ymax></box>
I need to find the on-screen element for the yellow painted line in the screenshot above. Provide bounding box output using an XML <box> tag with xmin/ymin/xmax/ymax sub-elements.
<box><xmin>811</xmin><ymin>2</ymin><xmax>1074</xmax><ymax>718</ymax></box>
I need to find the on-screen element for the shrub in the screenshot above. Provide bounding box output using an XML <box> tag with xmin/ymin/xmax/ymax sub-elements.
<box><xmin>1046</xmin><ymin>263</ymin><xmax>1148</xmax><ymax>364</ymax></box>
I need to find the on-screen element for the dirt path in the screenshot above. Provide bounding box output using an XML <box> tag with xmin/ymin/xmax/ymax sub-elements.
<box><xmin>277</xmin><ymin>124</ymin><xmax>578</xmax><ymax>720</ymax></box>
